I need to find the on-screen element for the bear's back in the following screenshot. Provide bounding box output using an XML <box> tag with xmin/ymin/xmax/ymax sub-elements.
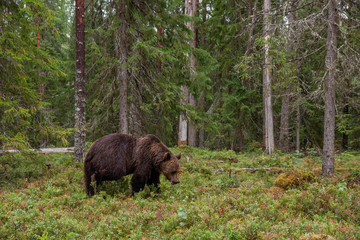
<box><xmin>85</xmin><ymin>134</ymin><xmax>137</xmax><ymax>177</ymax></box>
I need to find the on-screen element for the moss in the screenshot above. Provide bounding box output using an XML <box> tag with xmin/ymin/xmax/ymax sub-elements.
<box><xmin>268</xmin><ymin>186</ymin><xmax>285</xmax><ymax>199</ymax></box>
<box><xmin>274</xmin><ymin>170</ymin><xmax>314</xmax><ymax>190</ymax></box>
<box><xmin>298</xmin><ymin>233</ymin><xmax>335</xmax><ymax>240</ymax></box>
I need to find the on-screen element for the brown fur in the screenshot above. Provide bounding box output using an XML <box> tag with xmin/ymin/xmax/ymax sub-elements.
<box><xmin>84</xmin><ymin>134</ymin><xmax>181</xmax><ymax>196</ymax></box>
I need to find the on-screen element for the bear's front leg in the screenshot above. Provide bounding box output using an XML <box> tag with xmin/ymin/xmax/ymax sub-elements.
<box><xmin>148</xmin><ymin>170</ymin><xmax>161</xmax><ymax>193</ymax></box>
<box><xmin>131</xmin><ymin>173</ymin><xmax>148</xmax><ymax>193</ymax></box>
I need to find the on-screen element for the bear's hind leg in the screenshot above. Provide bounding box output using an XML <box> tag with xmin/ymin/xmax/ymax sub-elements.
<box><xmin>85</xmin><ymin>173</ymin><xmax>95</xmax><ymax>196</ymax></box>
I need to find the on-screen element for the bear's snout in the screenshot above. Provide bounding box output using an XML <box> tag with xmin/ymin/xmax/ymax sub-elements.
<box><xmin>171</xmin><ymin>180</ymin><xmax>180</xmax><ymax>185</ymax></box>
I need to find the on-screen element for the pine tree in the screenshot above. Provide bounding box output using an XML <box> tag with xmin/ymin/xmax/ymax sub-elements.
<box><xmin>0</xmin><ymin>0</ymin><xmax>70</xmax><ymax>149</ymax></box>
<box><xmin>116</xmin><ymin>0</ymin><xmax>129</xmax><ymax>134</ymax></box>
<box><xmin>322</xmin><ymin>0</ymin><xmax>338</xmax><ymax>176</ymax></box>
<box><xmin>279</xmin><ymin>1</ymin><xmax>297</xmax><ymax>153</ymax></box>
<box><xmin>74</xmin><ymin>0</ymin><xmax>86</xmax><ymax>162</ymax></box>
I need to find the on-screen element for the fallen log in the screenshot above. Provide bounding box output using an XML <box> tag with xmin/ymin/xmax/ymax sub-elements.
<box><xmin>0</xmin><ymin>148</ymin><xmax>74</xmax><ymax>156</ymax></box>
<box><xmin>213</xmin><ymin>167</ymin><xmax>284</xmax><ymax>174</ymax></box>
<box><xmin>235</xmin><ymin>168</ymin><xmax>283</xmax><ymax>173</ymax></box>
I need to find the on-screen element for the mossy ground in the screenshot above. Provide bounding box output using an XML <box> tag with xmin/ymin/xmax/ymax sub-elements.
<box><xmin>0</xmin><ymin>148</ymin><xmax>359</xmax><ymax>239</ymax></box>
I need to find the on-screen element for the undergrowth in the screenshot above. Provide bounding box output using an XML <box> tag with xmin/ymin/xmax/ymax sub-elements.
<box><xmin>0</xmin><ymin>148</ymin><xmax>359</xmax><ymax>239</ymax></box>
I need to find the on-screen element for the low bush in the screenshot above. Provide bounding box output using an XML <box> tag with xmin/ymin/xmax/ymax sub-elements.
<box><xmin>0</xmin><ymin>149</ymin><xmax>359</xmax><ymax>239</ymax></box>
<box><xmin>274</xmin><ymin>170</ymin><xmax>315</xmax><ymax>189</ymax></box>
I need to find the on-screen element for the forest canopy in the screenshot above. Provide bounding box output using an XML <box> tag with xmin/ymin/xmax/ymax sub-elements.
<box><xmin>1</xmin><ymin>0</ymin><xmax>359</xmax><ymax>155</ymax></box>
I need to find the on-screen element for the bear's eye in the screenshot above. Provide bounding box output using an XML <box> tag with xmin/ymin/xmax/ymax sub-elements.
<box><xmin>172</xmin><ymin>171</ymin><xmax>177</xmax><ymax>175</ymax></box>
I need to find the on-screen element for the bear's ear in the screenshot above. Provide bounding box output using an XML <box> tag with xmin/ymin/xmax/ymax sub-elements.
<box><xmin>163</xmin><ymin>152</ymin><xmax>171</xmax><ymax>161</ymax></box>
<box><xmin>175</xmin><ymin>153</ymin><xmax>181</xmax><ymax>159</ymax></box>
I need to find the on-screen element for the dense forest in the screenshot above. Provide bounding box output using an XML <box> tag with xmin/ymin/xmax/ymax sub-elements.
<box><xmin>1</xmin><ymin>1</ymin><xmax>360</xmax><ymax>161</ymax></box>
<box><xmin>1</xmin><ymin>1</ymin><xmax>360</xmax><ymax>238</ymax></box>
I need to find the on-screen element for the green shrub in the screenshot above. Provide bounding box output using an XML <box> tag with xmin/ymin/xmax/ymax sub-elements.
<box><xmin>0</xmin><ymin>149</ymin><xmax>359</xmax><ymax>239</ymax></box>
<box><xmin>274</xmin><ymin>170</ymin><xmax>314</xmax><ymax>189</ymax></box>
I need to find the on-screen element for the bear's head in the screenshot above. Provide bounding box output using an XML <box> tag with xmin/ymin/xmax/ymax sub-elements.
<box><xmin>159</xmin><ymin>152</ymin><xmax>181</xmax><ymax>185</ymax></box>
<box><xmin>144</xmin><ymin>134</ymin><xmax>181</xmax><ymax>185</ymax></box>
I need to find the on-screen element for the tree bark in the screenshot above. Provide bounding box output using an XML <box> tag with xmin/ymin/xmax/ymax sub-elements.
<box><xmin>201</xmin><ymin>0</ymin><xmax>206</xmax><ymax>46</ymax></box>
<box><xmin>198</xmin><ymin>0</ymin><xmax>207</xmax><ymax>148</ymax></box>
<box><xmin>157</xmin><ymin>25</ymin><xmax>163</xmax><ymax>70</ymax></box>
<box><xmin>187</xmin><ymin>0</ymin><xmax>197</xmax><ymax>147</ymax></box>
<box><xmin>74</xmin><ymin>0</ymin><xmax>86</xmax><ymax>162</ymax></box>
<box><xmin>245</xmin><ymin>0</ymin><xmax>258</xmax><ymax>57</ymax></box>
<box><xmin>279</xmin><ymin>89</ymin><xmax>290</xmax><ymax>152</ymax></box>
<box><xmin>279</xmin><ymin>2</ymin><xmax>296</xmax><ymax>153</ymax></box>
<box><xmin>262</xmin><ymin>0</ymin><xmax>274</xmax><ymax>155</ymax></box>
<box><xmin>178</xmin><ymin>86</ymin><xmax>188</xmax><ymax>146</ymax></box>
<box><xmin>199</xmin><ymin>128</ymin><xmax>205</xmax><ymax>148</ymax></box>
<box><xmin>37</xmin><ymin>15</ymin><xmax>44</xmax><ymax>101</ymax></box>
<box><xmin>37</xmin><ymin>15</ymin><xmax>46</xmax><ymax>147</ymax></box>
<box><xmin>116</xmin><ymin>0</ymin><xmax>128</xmax><ymax>134</ymax></box>
<box><xmin>296</xmin><ymin>104</ymin><xmax>301</xmax><ymax>152</ymax></box>
<box><xmin>342</xmin><ymin>104</ymin><xmax>349</xmax><ymax>150</ymax></box>
<box><xmin>188</xmin><ymin>94</ymin><xmax>197</xmax><ymax>146</ymax></box>
<box><xmin>0</xmin><ymin>148</ymin><xmax>75</xmax><ymax>155</ymax></box>
<box><xmin>179</xmin><ymin>0</ymin><xmax>197</xmax><ymax>146</ymax></box>
<box><xmin>322</xmin><ymin>0</ymin><xmax>338</xmax><ymax>177</ymax></box>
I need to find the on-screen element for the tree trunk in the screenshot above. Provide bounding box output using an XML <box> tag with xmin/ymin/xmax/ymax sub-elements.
<box><xmin>279</xmin><ymin>2</ymin><xmax>296</xmax><ymax>153</ymax></box>
<box><xmin>295</xmin><ymin>59</ymin><xmax>302</xmax><ymax>152</ymax></box>
<box><xmin>179</xmin><ymin>0</ymin><xmax>197</xmax><ymax>146</ymax></box>
<box><xmin>74</xmin><ymin>0</ymin><xmax>86</xmax><ymax>162</ymax></box>
<box><xmin>342</xmin><ymin>104</ymin><xmax>349</xmax><ymax>150</ymax></box>
<box><xmin>296</xmin><ymin>104</ymin><xmax>301</xmax><ymax>152</ymax></box>
<box><xmin>322</xmin><ymin>0</ymin><xmax>338</xmax><ymax>177</ymax></box>
<box><xmin>156</xmin><ymin>23</ymin><xmax>163</xmax><ymax>138</ymax></box>
<box><xmin>157</xmin><ymin>25</ymin><xmax>163</xmax><ymax>69</ymax></box>
<box><xmin>201</xmin><ymin>0</ymin><xmax>206</xmax><ymax>46</ymax></box>
<box><xmin>239</xmin><ymin>126</ymin><xmax>244</xmax><ymax>152</ymax></box>
<box><xmin>0</xmin><ymin>148</ymin><xmax>75</xmax><ymax>155</ymax></box>
<box><xmin>188</xmin><ymin>94</ymin><xmax>197</xmax><ymax>146</ymax></box>
<box><xmin>279</xmin><ymin>90</ymin><xmax>290</xmax><ymax>152</ymax></box>
<box><xmin>117</xmin><ymin>0</ymin><xmax>128</xmax><ymax>134</ymax></box>
<box><xmin>37</xmin><ymin>15</ymin><xmax>44</xmax><ymax>101</ymax></box>
<box><xmin>188</xmin><ymin>0</ymin><xmax>197</xmax><ymax>147</ymax></box>
<box><xmin>178</xmin><ymin>86</ymin><xmax>188</xmax><ymax>146</ymax></box>
<box><xmin>245</xmin><ymin>0</ymin><xmax>258</xmax><ymax>57</ymax></box>
<box><xmin>37</xmin><ymin>15</ymin><xmax>46</xmax><ymax>148</ymax></box>
<box><xmin>198</xmin><ymin>0</ymin><xmax>207</xmax><ymax>148</ymax></box>
<box><xmin>262</xmin><ymin>0</ymin><xmax>274</xmax><ymax>155</ymax></box>
<box><xmin>199</xmin><ymin>127</ymin><xmax>205</xmax><ymax>148</ymax></box>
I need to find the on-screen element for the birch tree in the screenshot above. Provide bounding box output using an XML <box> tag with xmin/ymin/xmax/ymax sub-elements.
<box><xmin>179</xmin><ymin>0</ymin><xmax>196</xmax><ymax>146</ymax></box>
<box><xmin>188</xmin><ymin>0</ymin><xmax>198</xmax><ymax>147</ymax></box>
<box><xmin>263</xmin><ymin>0</ymin><xmax>274</xmax><ymax>154</ymax></box>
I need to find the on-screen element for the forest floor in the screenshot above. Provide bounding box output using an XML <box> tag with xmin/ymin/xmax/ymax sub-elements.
<box><xmin>0</xmin><ymin>147</ymin><xmax>359</xmax><ymax>239</ymax></box>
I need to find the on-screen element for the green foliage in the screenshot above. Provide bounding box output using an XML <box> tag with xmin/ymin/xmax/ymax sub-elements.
<box><xmin>1</xmin><ymin>148</ymin><xmax>360</xmax><ymax>239</ymax></box>
<box><xmin>1</xmin><ymin>0</ymin><xmax>360</xmax><ymax>153</ymax></box>
<box><xmin>0</xmin><ymin>0</ymin><xmax>72</xmax><ymax>149</ymax></box>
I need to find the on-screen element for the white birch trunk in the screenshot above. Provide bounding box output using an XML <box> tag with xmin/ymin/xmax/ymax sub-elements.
<box><xmin>188</xmin><ymin>0</ymin><xmax>198</xmax><ymax>147</ymax></box>
<box><xmin>179</xmin><ymin>0</ymin><xmax>196</xmax><ymax>146</ymax></box>
<box><xmin>263</xmin><ymin>0</ymin><xmax>274</xmax><ymax>155</ymax></box>
<box><xmin>178</xmin><ymin>86</ymin><xmax>189</xmax><ymax>146</ymax></box>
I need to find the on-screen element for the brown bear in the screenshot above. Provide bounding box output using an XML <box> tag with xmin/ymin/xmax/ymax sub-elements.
<box><xmin>84</xmin><ymin>133</ymin><xmax>181</xmax><ymax>196</ymax></box>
